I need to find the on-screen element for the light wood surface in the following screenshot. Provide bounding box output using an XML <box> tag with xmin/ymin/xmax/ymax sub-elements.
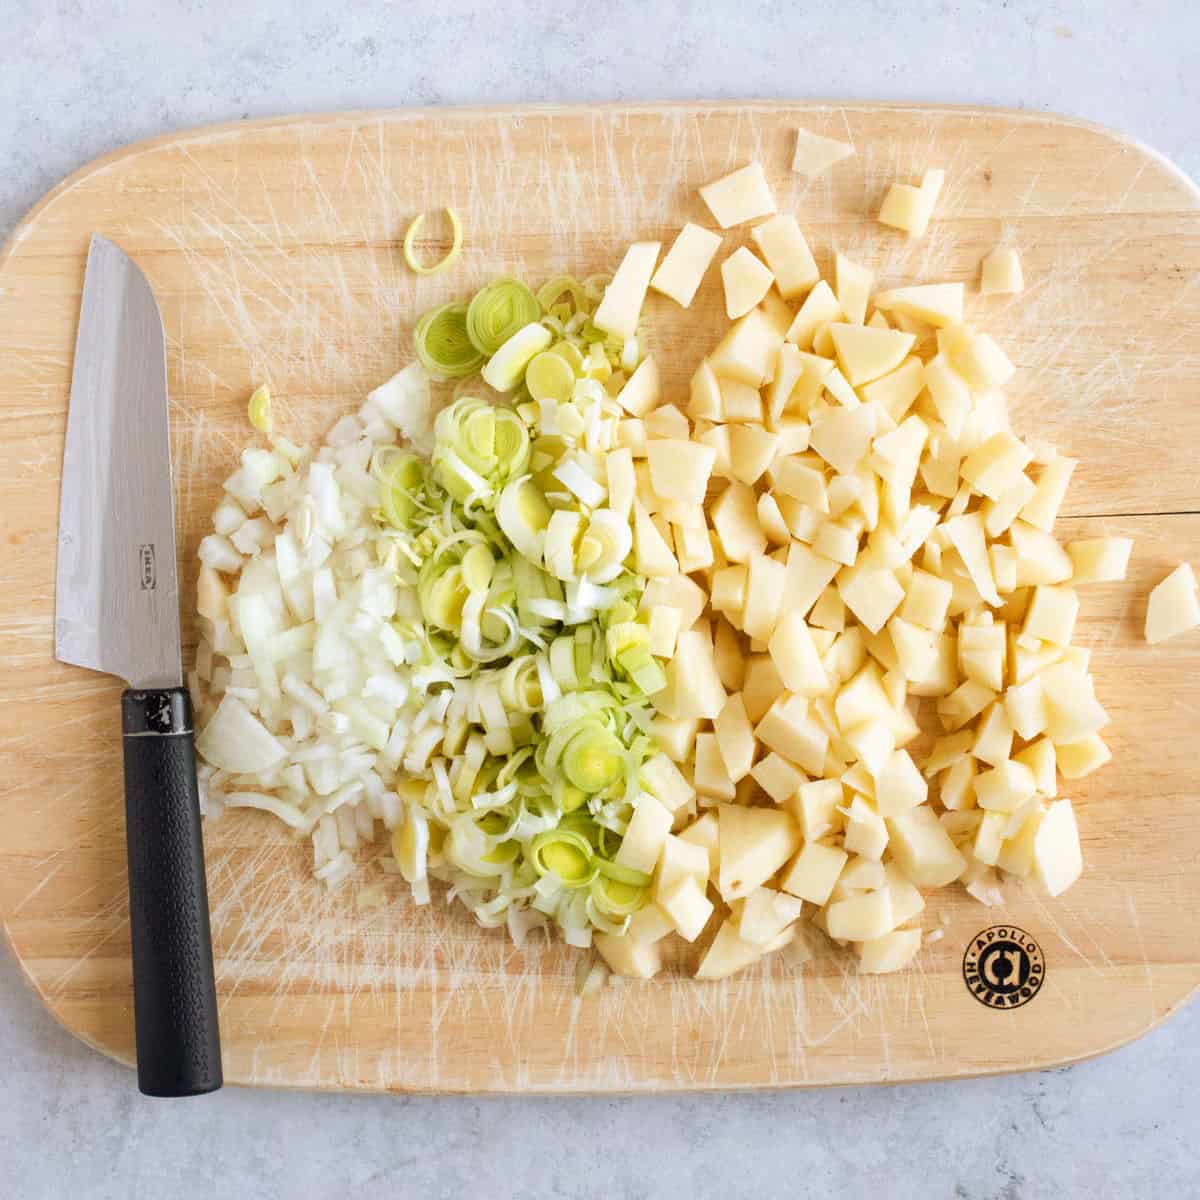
<box><xmin>1</xmin><ymin>102</ymin><xmax>1198</xmax><ymax>1093</ymax></box>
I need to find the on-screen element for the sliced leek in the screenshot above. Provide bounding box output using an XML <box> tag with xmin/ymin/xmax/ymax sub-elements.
<box><xmin>403</xmin><ymin>207</ymin><xmax>464</xmax><ymax>276</ymax></box>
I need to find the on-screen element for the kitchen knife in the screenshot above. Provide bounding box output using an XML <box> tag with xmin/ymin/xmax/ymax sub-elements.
<box><xmin>55</xmin><ymin>235</ymin><xmax>222</xmax><ymax>1097</ymax></box>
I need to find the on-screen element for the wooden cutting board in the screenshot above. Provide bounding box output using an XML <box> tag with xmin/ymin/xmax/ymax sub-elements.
<box><xmin>1</xmin><ymin>102</ymin><xmax>1198</xmax><ymax>1093</ymax></box>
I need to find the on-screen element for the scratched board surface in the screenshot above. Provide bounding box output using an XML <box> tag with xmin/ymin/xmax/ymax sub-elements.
<box><xmin>0</xmin><ymin>103</ymin><xmax>1198</xmax><ymax>1092</ymax></box>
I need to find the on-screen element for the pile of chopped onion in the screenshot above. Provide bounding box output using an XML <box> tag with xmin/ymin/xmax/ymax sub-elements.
<box><xmin>192</xmin><ymin>275</ymin><xmax>674</xmax><ymax>948</ymax></box>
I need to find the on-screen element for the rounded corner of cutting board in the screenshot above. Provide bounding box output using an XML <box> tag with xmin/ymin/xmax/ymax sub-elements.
<box><xmin>2</xmin><ymin>99</ymin><xmax>1199</xmax><ymax>1094</ymax></box>
<box><xmin>2</xmin><ymin>920</ymin><xmax>136</xmax><ymax>1074</ymax></box>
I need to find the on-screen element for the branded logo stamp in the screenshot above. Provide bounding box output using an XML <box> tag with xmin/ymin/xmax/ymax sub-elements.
<box><xmin>139</xmin><ymin>544</ymin><xmax>157</xmax><ymax>590</ymax></box>
<box><xmin>962</xmin><ymin>925</ymin><xmax>1044</xmax><ymax>1010</ymax></box>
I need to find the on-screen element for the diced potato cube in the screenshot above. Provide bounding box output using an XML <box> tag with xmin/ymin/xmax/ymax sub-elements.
<box><xmin>721</xmin><ymin>246</ymin><xmax>775</xmax><ymax>319</ymax></box>
<box><xmin>1145</xmin><ymin>563</ymin><xmax>1200</xmax><ymax>644</ymax></box>
<box><xmin>861</xmin><ymin>358</ymin><xmax>926</xmax><ymax>422</ymax></box>
<box><xmin>843</xmin><ymin>718</ymin><xmax>894</xmax><ymax>776</ymax></box>
<box><xmin>675</xmin><ymin>812</ymin><xmax>720</xmax><ymax>883</ymax></box>
<box><xmin>769</xmin><ymin>613</ymin><xmax>831</xmax><ymax>695</ymax></box>
<box><xmin>838</xmin><ymin>563</ymin><xmax>905</xmax><ymax>634</ymax></box>
<box><xmin>595</xmin><ymin>932</ymin><xmax>662</xmax><ymax>979</ymax></box>
<box><xmin>742</xmin><ymin>553</ymin><xmax>788</xmax><ymax>641</ymax></box>
<box><xmin>974</xmin><ymin>760</ymin><xmax>1037</xmax><ymax>811</ymax></box>
<box><xmin>827</xmin><ymin>889</ymin><xmax>895</xmax><ymax>941</ymax></box>
<box><xmin>695</xmin><ymin>917</ymin><xmax>791</xmax><ymax>979</ymax></box>
<box><xmin>674</xmin><ymin>520</ymin><xmax>715</xmax><ymax>573</ymax></box>
<box><xmin>710</xmin><ymin>308</ymin><xmax>781</xmax><ymax>386</ymax></box>
<box><xmin>835</xmin><ymin>253</ymin><xmax>874</xmax><ymax>325</ymax></box>
<box><xmin>618</xmin><ymin>417</ymin><xmax>648</xmax><ymax>457</ymax></box>
<box><xmin>878</xmin><ymin>182</ymin><xmax>934</xmax><ymax>237</ymax></box>
<box><xmin>751</xmin><ymin>752</ymin><xmax>806</xmax><ymax>805</ymax></box>
<box><xmin>712</xmin><ymin>618</ymin><xmax>747</xmax><ymax>691</ymax></box>
<box><xmin>742</xmin><ymin>654</ymin><xmax>785</xmax><ymax>722</ymax></box>
<box><xmin>873</xmin><ymin>282</ymin><xmax>964</xmax><ymax>327</ymax></box>
<box><xmin>886</xmin><ymin>806</ymin><xmax>967</xmax><ymax>887</ymax></box>
<box><xmin>900</xmin><ymin>569</ymin><xmax>953</xmax><ymax>631</ymax></box>
<box><xmin>1010</xmin><ymin>521</ymin><xmax>1073</xmax><ymax>586</ymax></box>
<box><xmin>961</xmin><ymin>432</ymin><xmax>1033</xmax><ymax>500</ymax></box>
<box><xmin>659</xmin><ymin>875</ymin><xmax>715</xmax><ymax>942</ymax></box>
<box><xmin>750</xmin><ymin>213</ymin><xmax>819</xmax><ymax>299</ymax></box>
<box><xmin>923</xmin><ymin>354</ymin><xmax>971</xmax><ymax>437</ymax></box>
<box><xmin>594</xmin><ymin>241</ymin><xmax>660</xmax><ymax>340</ymax></box>
<box><xmin>971</xmin><ymin>705</ymin><xmax>1013</xmax><ymax>772</ymax></box>
<box><xmin>651</xmin><ymin>222</ymin><xmax>723</xmax><ymax>308</ymax></box>
<box><xmin>736</xmin><ymin>888</ymin><xmax>804</xmax><ymax>945</ymax></box>
<box><xmin>843</xmin><ymin>795</ymin><xmax>889</xmax><ymax>859</ymax></box>
<box><xmin>711</xmin><ymin>481</ymin><xmax>768</xmax><ymax>563</ymax></box>
<box><xmin>729</xmin><ymin>425</ymin><xmax>780</xmax><ymax>486</ymax></box>
<box><xmin>1015</xmin><ymin>738</ymin><xmax>1057</xmax><ymax>796</ymax></box>
<box><xmin>973</xmin><ymin>810</ymin><xmax>1009</xmax><ymax>866</ymax></box>
<box><xmin>785</xmin><ymin>280</ymin><xmax>843</xmax><ymax>350</ymax></box>
<box><xmin>874</xmin><ymin>749</ymin><xmax>927</xmax><ymax>815</ymax></box>
<box><xmin>649</xmin><ymin>715</ymin><xmax>700</xmax><ymax>764</ymax></box>
<box><xmin>780</xmin><ymin>840</ymin><xmax>848</xmax><ymax>904</ymax></box>
<box><xmin>814</xmin><ymin>520</ymin><xmax>860</xmax><ymax>566</ymax></box>
<box><xmin>605</xmin><ymin>447</ymin><xmax>636</xmax><ymax>519</ymax></box>
<box><xmin>946</xmin><ymin>327</ymin><xmax>1017</xmax><ymax>390</ymax></box>
<box><xmin>645</xmin><ymin>439</ymin><xmax>715</xmax><ymax>507</ymax></box>
<box><xmin>786</xmin><ymin>779</ymin><xmax>845</xmax><ymax>840</ymax></box>
<box><xmin>1033</xmin><ymin>799</ymin><xmax>1082</xmax><ymax>896</ymax></box>
<box><xmin>858</xmin><ymin>928</ymin><xmax>923</xmax><ymax>973</ymax></box>
<box><xmin>717</xmin><ymin>803</ymin><xmax>801</xmax><ymax>900</ymax></box>
<box><xmin>1056</xmin><ymin>734</ymin><xmax>1112</xmax><ymax>779</ymax></box>
<box><xmin>627</xmin><ymin>901</ymin><xmax>675</xmax><ymax>944</ymax></box>
<box><xmin>980</xmin><ymin>246</ymin><xmax>1024</xmax><ymax>295</ymax></box>
<box><xmin>640</xmin><ymin>572</ymin><xmax>708</xmax><ymax>630</ymax></box>
<box><xmin>714</xmin><ymin>693</ymin><xmax>757</xmax><ymax>782</ymax></box>
<box><xmin>654</xmin><ymin>834</ymin><xmax>711</xmax><ymax>901</ymax></box>
<box><xmin>688</xmin><ymin>359</ymin><xmax>724</xmax><ymax>421</ymax></box>
<box><xmin>614</xmin><ymin>793</ymin><xmax>674</xmax><ymax>873</ymax></box>
<box><xmin>755</xmin><ymin>695</ymin><xmax>829</xmax><ymax>775</ymax></box>
<box><xmin>699</xmin><ymin>161</ymin><xmax>776</xmax><ymax>229</ymax></box>
<box><xmin>644</xmin><ymin>403</ymin><xmax>690</xmax><ymax>441</ymax></box>
<box><xmin>1005</xmin><ymin>677</ymin><xmax>1048</xmax><ymax>740</ymax></box>
<box><xmin>1039</xmin><ymin>662</ymin><xmax>1109</xmax><ymax>743</ymax></box>
<box><xmin>773</xmin><ymin>456</ymin><xmax>830</xmax><ymax>510</ymax></box>
<box><xmin>1022</xmin><ymin>585</ymin><xmax>1079</xmax><ymax>646</ymax></box>
<box><xmin>791</xmin><ymin>127</ymin><xmax>855</xmax><ymax>176</ymax></box>
<box><xmin>1020</xmin><ymin>456</ymin><xmax>1076</xmax><ymax>531</ymax></box>
<box><xmin>693</xmin><ymin>732</ymin><xmax>737</xmax><ymax>801</ymax></box>
<box><xmin>615</xmin><ymin>355</ymin><xmax>661</xmax><ymax>416</ymax></box>
<box><xmin>641</xmin><ymin>751</ymin><xmax>695</xmax><ymax>811</ymax></box>
<box><xmin>757</xmin><ymin>493</ymin><xmax>791</xmax><ymax>545</ymax></box>
<box><xmin>657</xmin><ymin>629</ymin><xmax>727</xmax><ymax>721</ymax></box>
<box><xmin>939</xmin><ymin>755</ymin><xmax>977</xmax><ymax>810</ymax></box>
<box><xmin>633</xmin><ymin>499</ymin><xmax>679</xmax><ymax>577</ymax></box>
<box><xmin>829</xmin><ymin>324</ymin><xmax>916</xmax><ymax>386</ymax></box>
<box><xmin>1067</xmin><ymin>537</ymin><xmax>1133</xmax><ymax>583</ymax></box>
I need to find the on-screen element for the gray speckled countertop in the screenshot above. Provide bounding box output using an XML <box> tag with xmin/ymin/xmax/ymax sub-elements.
<box><xmin>3</xmin><ymin>3</ymin><xmax>1198</xmax><ymax>1196</ymax></box>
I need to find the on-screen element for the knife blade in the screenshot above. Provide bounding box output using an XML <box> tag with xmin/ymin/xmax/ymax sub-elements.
<box><xmin>55</xmin><ymin>235</ymin><xmax>222</xmax><ymax>1098</ymax></box>
<box><xmin>56</xmin><ymin>235</ymin><xmax>181</xmax><ymax>689</ymax></box>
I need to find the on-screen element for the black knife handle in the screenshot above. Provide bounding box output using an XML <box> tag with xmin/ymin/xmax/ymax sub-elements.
<box><xmin>121</xmin><ymin>688</ymin><xmax>222</xmax><ymax>1097</ymax></box>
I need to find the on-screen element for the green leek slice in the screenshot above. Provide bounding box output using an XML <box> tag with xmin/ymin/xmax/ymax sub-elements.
<box><xmin>414</xmin><ymin>302</ymin><xmax>485</xmax><ymax>379</ymax></box>
<box><xmin>466</xmin><ymin>278</ymin><xmax>541</xmax><ymax>355</ymax></box>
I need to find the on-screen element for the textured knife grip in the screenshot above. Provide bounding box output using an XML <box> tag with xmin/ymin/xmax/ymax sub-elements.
<box><xmin>121</xmin><ymin>688</ymin><xmax>222</xmax><ymax>1097</ymax></box>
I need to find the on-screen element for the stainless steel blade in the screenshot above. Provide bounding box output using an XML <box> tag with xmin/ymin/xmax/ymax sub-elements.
<box><xmin>55</xmin><ymin>236</ymin><xmax>182</xmax><ymax>689</ymax></box>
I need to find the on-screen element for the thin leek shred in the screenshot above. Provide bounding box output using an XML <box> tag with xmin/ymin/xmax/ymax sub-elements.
<box><xmin>197</xmin><ymin>268</ymin><xmax>672</xmax><ymax>949</ymax></box>
<box><xmin>403</xmin><ymin>207</ymin><xmax>464</xmax><ymax>276</ymax></box>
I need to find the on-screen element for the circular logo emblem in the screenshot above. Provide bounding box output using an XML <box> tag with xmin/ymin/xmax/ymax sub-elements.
<box><xmin>962</xmin><ymin>925</ymin><xmax>1045</xmax><ymax>1010</ymax></box>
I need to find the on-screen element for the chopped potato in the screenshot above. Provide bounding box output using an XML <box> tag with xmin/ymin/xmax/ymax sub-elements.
<box><xmin>699</xmin><ymin>162</ymin><xmax>777</xmax><ymax>229</ymax></box>
<box><xmin>651</xmin><ymin>223</ymin><xmax>723</xmax><ymax>308</ymax></box>
<box><xmin>791</xmin><ymin>127</ymin><xmax>854</xmax><ymax>175</ymax></box>
<box><xmin>980</xmin><ymin>246</ymin><xmax>1025</xmax><ymax>295</ymax></box>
